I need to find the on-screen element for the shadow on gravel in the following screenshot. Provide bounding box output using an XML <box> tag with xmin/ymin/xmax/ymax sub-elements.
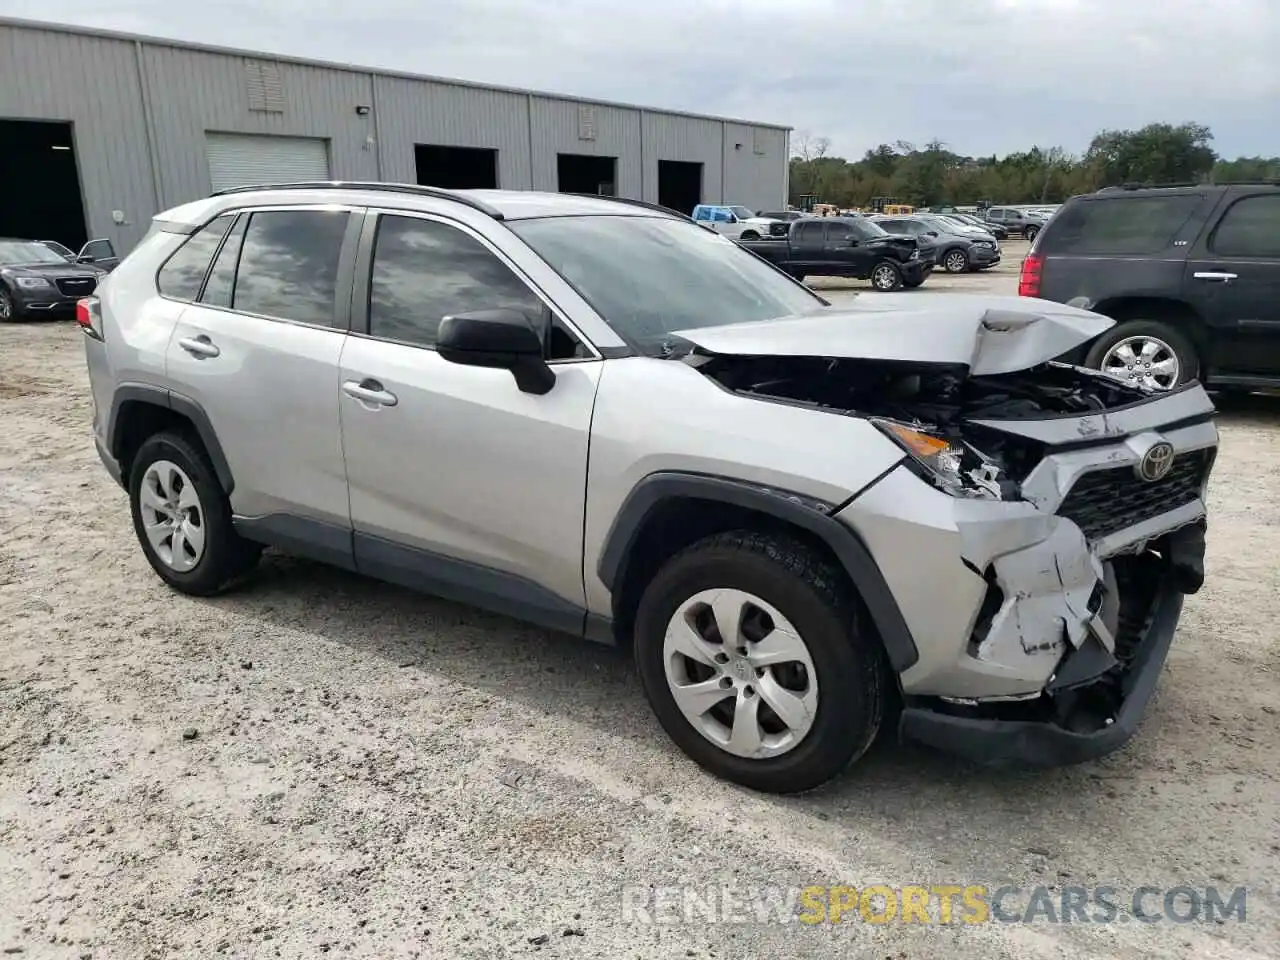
<box><xmin>1211</xmin><ymin>388</ymin><xmax>1280</xmax><ymax>425</ymax></box>
<box><xmin>197</xmin><ymin>551</ymin><xmax>1123</xmax><ymax>842</ymax></box>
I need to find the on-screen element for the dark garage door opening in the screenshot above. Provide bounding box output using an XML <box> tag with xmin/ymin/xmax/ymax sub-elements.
<box><xmin>557</xmin><ymin>154</ymin><xmax>616</xmax><ymax>196</ymax></box>
<box><xmin>0</xmin><ymin>119</ymin><xmax>88</xmax><ymax>250</ymax></box>
<box><xmin>658</xmin><ymin>160</ymin><xmax>703</xmax><ymax>215</ymax></box>
<box><xmin>415</xmin><ymin>145</ymin><xmax>499</xmax><ymax>190</ymax></box>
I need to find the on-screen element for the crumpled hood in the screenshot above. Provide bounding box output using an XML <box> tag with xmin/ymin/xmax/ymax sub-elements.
<box><xmin>672</xmin><ymin>295</ymin><xmax>1114</xmax><ymax>376</ymax></box>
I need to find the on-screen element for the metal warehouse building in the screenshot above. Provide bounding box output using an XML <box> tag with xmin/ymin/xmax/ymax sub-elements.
<box><xmin>0</xmin><ymin>17</ymin><xmax>791</xmax><ymax>255</ymax></box>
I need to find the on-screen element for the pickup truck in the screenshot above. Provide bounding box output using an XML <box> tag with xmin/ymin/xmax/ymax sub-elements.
<box><xmin>737</xmin><ymin>216</ymin><xmax>932</xmax><ymax>291</ymax></box>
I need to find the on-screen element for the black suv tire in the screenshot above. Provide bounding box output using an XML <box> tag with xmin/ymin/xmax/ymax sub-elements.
<box><xmin>870</xmin><ymin>260</ymin><xmax>904</xmax><ymax>292</ymax></box>
<box><xmin>942</xmin><ymin>248</ymin><xmax>970</xmax><ymax>273</ymax></box>
<box><xmin>128</xmin><ymin>431</ymin><xmax>261</xmax><ymax>596</ymax></box>
<box><xmin>1084</xmin><ymin>319</ymin><xmax>1200</xmax><ymax>389</ymax></box>
<box><xmin>633</xmin><ymin>531</ymin><xmax>884</xmax><ymax>794</ymax></box>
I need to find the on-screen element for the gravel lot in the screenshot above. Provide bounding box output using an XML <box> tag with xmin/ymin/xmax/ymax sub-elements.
<box><xmin>2</xmin><ymin>246</ymin><xmax>1277</xmax><ymax>959</ymax></box>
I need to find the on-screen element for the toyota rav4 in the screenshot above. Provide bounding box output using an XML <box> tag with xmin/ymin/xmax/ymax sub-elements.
<box><xmin>80</xmin><ymin>183</ymin><xmax>1215</xmax><ymax>793</ymax></box>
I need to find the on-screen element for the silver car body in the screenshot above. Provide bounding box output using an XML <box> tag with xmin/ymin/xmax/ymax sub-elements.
<box><xmin>83</xmin><ymin>185</ymin><xmax>1216</xmax><ymax>764</ymax></box>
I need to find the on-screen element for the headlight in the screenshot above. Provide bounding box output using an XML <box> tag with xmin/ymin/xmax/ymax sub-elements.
<box><xmin>15</xmin><ymin>277</ymin><xmax>53</xmax><ymax>289</ymax></box>
<box><xmin>871</xmin><ymin>418</ymin><xmax>1005</xmax><ymax>500</ymax></box>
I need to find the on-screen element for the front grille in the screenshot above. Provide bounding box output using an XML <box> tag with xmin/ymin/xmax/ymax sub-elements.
<box><xmin>55</xmin><ymin>277</ymin><xmax>96</xmax><ymax>297</ymax></box>
<box><xmin>1057</xmin><ymin>450</ymin><xmax>1209</xmax><ymax>541</ymax></box>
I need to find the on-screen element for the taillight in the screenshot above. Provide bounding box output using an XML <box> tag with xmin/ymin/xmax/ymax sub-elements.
<box><xmin>76</xmin><ymin>296</ymin><xmax>104</xmax><ymax>341</ymax></box>
<box><xmin>1018</xmin><ymin>254</ymin><xmax>1043</xmax><ymax>298</ymax></box>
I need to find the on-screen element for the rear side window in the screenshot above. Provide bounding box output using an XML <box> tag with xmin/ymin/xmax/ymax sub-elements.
<box><xmin>1038</xmin><ymin>195</ymin><xmax>1203</xmax><ymax>256</ymax></box>
<box><xmin>1211</xmin><ymin>195</ymin><xmax>1280</xmax><ymax>259</ymax></box>
<box><xmin>157</xmin><ymin>214</ymin><xmax>233</xmax><ymax>301</ymax></box>
<box><xmin>795</xmin><ymin>222</ymin><xmax>823</xmax><ymax>242</ymax></box>
<box><xmin>232</xmin><ymin>209</ymin><xmax>349</xmax><ymax>326</ymax></box>
<box><xmin>200</xmin><ymin>214</ymin><xmax>247</xmax><ymax>308</ymax></box>
<box><xmin>367</xmin><ymin>214</ymin><xmax>545</xmax><ymax>349</ymax></box>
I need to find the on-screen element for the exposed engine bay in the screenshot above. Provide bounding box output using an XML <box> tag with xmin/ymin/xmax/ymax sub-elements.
<box><xmin>690</xmin><ymin>352</ymin><xmax>1151</xmax><ymax>499</ymax></box>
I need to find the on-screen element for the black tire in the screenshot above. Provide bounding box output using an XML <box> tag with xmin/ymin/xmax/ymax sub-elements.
<box><xmin>128</xmin><ymin>430</ymin><xmax>261</xmax><ymax>596</ymax></box>
<box><xmin>0</xmin><ymin>283</ymin><xmax>19</xmax><ymax>322</ymax></box>
<box><xmin>740</xmin><ymin>230</ymin><xmax>761</xmax><ymax>241</ymax></box>
<box><xmin>633</xmin><ymin>531</ymin><xmax>885</xmax><ymax>794</ymax></box>
<box><xmin>903</xmin><ymin>276</ymin><xmax>925</xmax><ymax>288</ymax></box>
<box><xmin>941</xmin><ymin>248</ymin><xmax>969</xmax><ymax>273</ymax></box>
<box><xmin>1083</xmin><ymin>319</ymin><xmax>1199</xmax><ymax>389</ymax></box>
<box><xmin>1024</xmin><ymin>225</ymin><xmax>1039</xmax><ymax>243</ymax></box>
<box><xmin>869</xmin><ymin>260</ymin><xmax>904</xmax><ymax>292</ymax></box>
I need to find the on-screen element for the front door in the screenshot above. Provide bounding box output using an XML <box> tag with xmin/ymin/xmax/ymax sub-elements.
<box><xmin>1184</xmin><ymin>192</ymin><xmax>1280</xmax><ymax>378</ymax></box>
<box><xmin>337</xmin><ymin>210</ymin><xmax>602</xmax><ymax>630</ymax></box>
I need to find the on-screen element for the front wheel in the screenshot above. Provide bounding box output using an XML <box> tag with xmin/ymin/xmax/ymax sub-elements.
<box><xmin>1024</xmin><ymin>226</ymin><xmax>1039</xmax><ymax>243</ymax></box>
<box><xmin>870</xmin><ymin>261</ymin><xmax>904</xmax><ymax>292</ymax></box>
<box><xmin>739</xmin><ymin>230</ymin><xmax>760</xmax><ymax>241</ymax></box>
<box><xmin>942</xmin><ymin>248</ymin><xmax>969</xmax><ymax>273</ymax></box>
<box><xmin>633</xmin><ymin>531</ymin><xmax>885</xmax><ymax>794</ymax></box>
<box><xmin>0</xmin><ymin>285</ymin><xmax>18</xmax><ymax>322</ymax></box>
<box><xmin>1084</xmin><ymin>320</ymin><xmax>1199</xmax><ymax>391</ymax></box>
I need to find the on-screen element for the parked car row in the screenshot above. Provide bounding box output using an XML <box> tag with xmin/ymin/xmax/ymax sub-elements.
<box><xmin>0</xmin><ymin>236</ymin><xmax>118</xmax><ymax>321</ymax></box>
<box><xmin>738</xmin><ymin>215</ymin><xmax>934</xmax><ymax>290</ymax></box>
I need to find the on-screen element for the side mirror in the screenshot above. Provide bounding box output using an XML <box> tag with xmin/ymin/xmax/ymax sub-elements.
<box><xmin>848</xmin><ymin>237</ymin><xmax>860</xmax><ymax>246</ymax></box>
<box><xmin>437</xmin><ymin>309</ymin><xmax>554</xmax><ymax>395</ymax></box>
<box><xmin>926</xmin><ymin>231</ymin><xmax>939</xmax><ymax>237</ymax></box>
<box><xmin>725</xmin><ymin>214</ymin><xmax>738</xmax><ymax>224</ymax></box>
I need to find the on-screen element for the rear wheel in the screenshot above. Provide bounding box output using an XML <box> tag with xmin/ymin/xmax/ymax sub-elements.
<box><xmin>870</xmin><ymin>261</ymin><xmax>904</xmax><ymax>292</ymax></box>
<box><xmin>1084</xmin><ymin>320</ymin><xmax>1199</xmax><ymax>391</ymax></box>
<box><xmin>1024</xmin><ymin>225</ymin><xmax>1039</xmax><ymax>243</ymax></box>
<box><xmin>129</xmin><ymin>431</ymin><xmax>261</xmax><ymax>595</ymax></box>
<box><xmin>633</xmin><ymin>531</ymin><xmax>884</xmax><ymax>794</ymax></box>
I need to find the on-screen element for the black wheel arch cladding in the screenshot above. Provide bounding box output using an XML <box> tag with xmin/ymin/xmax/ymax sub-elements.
<box><xmin>598</xmin><ymin>472</ymin><xmax>920</xmax><ymax>673</ymax></box>
<box><xmin>108</xmin><ymin>385</ymin><xmax>235</xmax><ymax>494</ymax></box>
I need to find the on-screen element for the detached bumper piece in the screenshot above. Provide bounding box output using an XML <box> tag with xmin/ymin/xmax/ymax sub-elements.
<box><xmin>899</xmin><ymin>523</ymin><xmax>1204</xmax><ymax>767</ymax></box>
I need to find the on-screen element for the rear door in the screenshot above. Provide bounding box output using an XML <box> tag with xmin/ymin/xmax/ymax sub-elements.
<box><xmin>1184</xmin><ymin>191</ymin><xmax>1280</xmax><ymax>378</ymax></box>
<box><xmin>790</xmin><ymin>220</ymin><xmax>826</xmax><ymax>268</ymax></box>
<box><xmin>164</xmin><ymin>205</ymin><xmax>360</xmax><ymax>530</ymax></box>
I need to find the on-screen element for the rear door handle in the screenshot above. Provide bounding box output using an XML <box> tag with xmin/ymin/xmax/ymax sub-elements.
<box><xmin>1193</xmin><ymin>271</ymin><xmax>1238</xmax><ymax>282</ymax></box>
<box><xmin>342</xmin><ymin>379</ymin><xmax>398</xmax><ymax>407</ymax></box>
<box><xmin>178</xmin><ymin>335</ymin><xmax>220</xmax><ymax>358</ymax></box>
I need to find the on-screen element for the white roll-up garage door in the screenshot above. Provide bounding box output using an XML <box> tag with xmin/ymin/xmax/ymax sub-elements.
<box><xmin>205</xmin><ymin>133</ymin><xmax>330</xmax><ymax>192</ymax></box>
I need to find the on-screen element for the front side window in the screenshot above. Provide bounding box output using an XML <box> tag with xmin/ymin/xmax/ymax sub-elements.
<box><xmin>825</xmin><ymin>222</ymin><xmax>853</xmax><ymax>242</ymax></box>
<box><xmin>156</xmin><ymin>214</ymin><xmax>234</xmax><ymax>301</ymax></box>
<box><xmin>1211</xmin><ymin>195</ymin><xmax>1280</xmax><ymax>259</ymax></box>
<box><xmin>729</xmin><ymin>206</ymin><xmax>755</xmax><ymax>220</ymax></box>
<box><xmin>231</xmin><ymin>209</ymin><xmax>349</xmax><ymax>326</ymax></box>
<box><xmin>510</xmin><ymin>214</ymin><xmax>825</xmax><ymax>355</ymax></box>
<box><xmin>795</xmin><ymin>221</ymin><xmax>824</xmax><ymax>242</ymax></box>
<box><xmin>368</xmin><ymin>214</ymin><xmax>548</xmax><ymax>350</ymax></box>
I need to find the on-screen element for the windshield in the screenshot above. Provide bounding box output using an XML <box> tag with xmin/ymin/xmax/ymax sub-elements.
<box><xmin>0</xmin><ymin>240</ymin><xmax>68</xmax><ymax>265</ymax></box>
<box><xmin>510</xmin><ymin>215</ymin><xmax>826</xmax><ymax>354</ymax></box>
<box><xmin>729</xmin><ymin>206</ymin><xmax>755</xmax><ymax>220</ymax></box>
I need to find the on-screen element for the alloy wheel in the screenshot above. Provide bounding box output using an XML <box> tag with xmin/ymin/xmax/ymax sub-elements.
<box><xmin>0</xmin><ymin>290</ymin><xmax>12</xmax><ymax>320</ymax></box>
<box><xmin>1100</xmin><ymin>336</ymin><xmax>1180</xmax><ymax>390</ymax></box>
<box><xmin>138</xmin><ymin>459</ymin><xmax>207</xmax><ymax>572</ymax></box>
<box><xmin>871</xmin><ymin>265</ymin><xmax>898</xmax><ymax>291</ymax></box>
<box><xmin>944</xmin><ymin>250</ymin><xmax>968</xmax><ymax>273</ymax></box>
<box><xmin>662</xmin><ymin>588</ymin><xmax>819</xmax><ymax>759</ymax></box>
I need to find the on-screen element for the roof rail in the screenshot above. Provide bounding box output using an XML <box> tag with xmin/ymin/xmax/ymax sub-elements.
<box><xmin>209</xmin><ymin>180</ymin><xmax>505</xmax><ymax>219</ymax></box>
<box><xmin>566</xmin><ymin>193</ymin><xmax>695</xmax><ymax>223</ymax></box>
<box><xmin>1103</xmin><ymin>179</ymin><xmax>1280</xmax><ymax>192</ymax></box>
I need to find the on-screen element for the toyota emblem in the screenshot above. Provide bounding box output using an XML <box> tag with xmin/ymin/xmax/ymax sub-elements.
<box><xmin>1136</xmin><ymin>441</ymin><xmax>1175</xmax><ymax>483</ymax></box>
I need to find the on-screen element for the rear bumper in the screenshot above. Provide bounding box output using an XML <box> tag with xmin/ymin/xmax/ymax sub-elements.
<box><xmin>902</xmin><ymin>260</ymin><xmax>932</xmax><ymax>281</ymax></box>
<box><xmin>899</xmin><ymin>580</ymin><xmax>1184</xmax><ymax>766</ymax></box>
<box><xmin>95</xmin><ymin>434</ymin><xmax>125</xmax><ymax>488</ymax></box>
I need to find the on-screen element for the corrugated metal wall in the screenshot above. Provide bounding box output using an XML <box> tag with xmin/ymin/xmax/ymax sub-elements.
<box><xmin>0</xmin><ymin>20</ymin><xmax>788</xmax><ymax>253</ymax></box>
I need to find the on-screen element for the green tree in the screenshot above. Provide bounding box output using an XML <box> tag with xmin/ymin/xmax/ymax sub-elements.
<box><xmin>1084</xmin><ymin>122</ymin><xmax>1216</xmax><ymax>185</ymax></box>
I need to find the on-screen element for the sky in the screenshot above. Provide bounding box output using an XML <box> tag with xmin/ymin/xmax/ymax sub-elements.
<box><xmin>3</xmin><ymin>0</ymin><xmax>1277</xmax><ymax>160</ymax></box>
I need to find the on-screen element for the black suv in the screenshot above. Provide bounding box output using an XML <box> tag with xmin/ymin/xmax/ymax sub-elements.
<box><xmin>1021</xmin><ymin>183</ymin><xmax>1280</xmax><ymax>391</ymax></box>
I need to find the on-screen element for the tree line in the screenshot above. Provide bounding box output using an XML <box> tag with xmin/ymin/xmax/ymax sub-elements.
<box><xmin>789</xmin><ymin>122</ymin><xmax>1280</xmax><ymax>209</ymax></box>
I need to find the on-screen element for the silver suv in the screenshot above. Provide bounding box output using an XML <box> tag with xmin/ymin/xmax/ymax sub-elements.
<box><xmin>80</xmin><ymin>182</ymin><xmax>1216</xmax><ymax>793</ymax></box>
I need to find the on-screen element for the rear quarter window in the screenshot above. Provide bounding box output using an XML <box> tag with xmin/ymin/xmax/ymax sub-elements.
<box><xmin>1039</xmin><ymin>195</ymin><xmax>1204</xmax><ymax>256</ymax></box>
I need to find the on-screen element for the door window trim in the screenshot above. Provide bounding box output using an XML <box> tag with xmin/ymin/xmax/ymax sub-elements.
<box><xmin>350</xmin><ymin>208</ymin><xmax>602</xmax><ymax>363</ymax></box>
<box><xmin>157</xmin><ymin>203</ymin><xmax>363</xmax><ymax>333</ymax></box>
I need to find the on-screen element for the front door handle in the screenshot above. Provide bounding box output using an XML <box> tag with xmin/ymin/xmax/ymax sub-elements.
<box><xmin>1193</xmin><ymin>271</ymin><xmax>1238</xmax><ymax>282</ymax></box>
<box><xmin>178</xmin><ymin>335</ymin><xmax>220</xmax><ymax>358</ymax></box>
<box><xmin>342</xmin><ymin>379</ymin><xmax>398</xmax><ymax>407</ymax></box>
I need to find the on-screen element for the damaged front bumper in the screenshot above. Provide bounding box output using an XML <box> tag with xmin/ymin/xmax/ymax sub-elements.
<box><xmin>839</xmin><ymin>384</ymin><xmax>1216</xmax><ymax>765</ymax></box>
